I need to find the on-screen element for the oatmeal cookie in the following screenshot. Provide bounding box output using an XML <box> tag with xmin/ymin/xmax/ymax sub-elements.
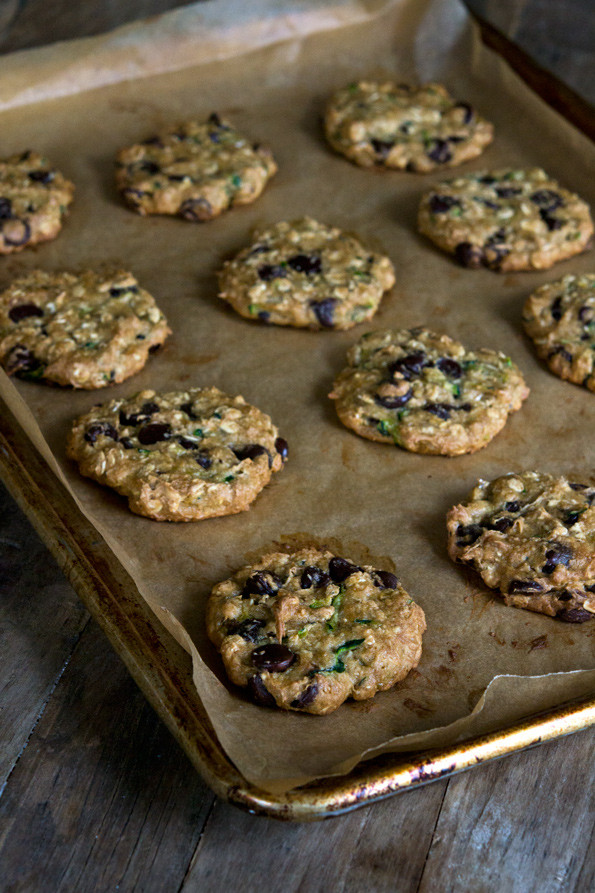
<box><xmin>116</xmin><ymin>114</ymin><xmax>277</xmax><ymax>220</ymax></box>
<box><xmin>329</xmin><ymin>327</ymin><xmax>529</xmax><ymax>455</ymax></box>
<box><xmin>447</xmin><ymin>471</ymin><xmax>595</xmax><ymax>622</ymax></box>
<box><xmin>0</xmin><ymin>150</ymin><xmax>74</xmax><ymax>253</ymax></box>
<box><xmin>206</xmin><ymin>548</ymin><xmax>425</xmax><ymax>714</ymax></box>
<box><xmin>324</xmin><ymin>81</ymin><xmax>493</xmax><ymax>171</ymax></box>
<box><xmin>67</xmin><ymin>387</ymin><xmax>288</xmax><ymax>521</ymax></box>
<box><xmin>522</xmin><ymin>273</ymin><xmax>595</xmax><ymax>391</ymax></box>
<box><xmin>418</xmin><ymin>168</ymin><xmax>593</xmax><ymax>271</ymax></box>
<box><xmin>0</xmin><ymin>269</ymin><xmax>170</xmax><ymax>388</ymax></box>
<box><xmin>218</xmin><ymin>217</ymin><xmax>395</xmax><ymax>329</ymax></box>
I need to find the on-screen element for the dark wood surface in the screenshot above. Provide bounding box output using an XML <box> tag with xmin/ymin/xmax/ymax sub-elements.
<box><xmin>0</xmin><ymin>2</ymin><xmax>594</xmax><ymax>890</ymax></box>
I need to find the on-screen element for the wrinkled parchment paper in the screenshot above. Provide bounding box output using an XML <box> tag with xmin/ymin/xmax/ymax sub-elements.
<box><xmin>1</xmin><ymin>0</ymin><xmax>594</xmax><ymax>794</ymax></box>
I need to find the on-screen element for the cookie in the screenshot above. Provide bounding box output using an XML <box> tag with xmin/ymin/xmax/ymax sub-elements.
<box><xmin>418</xmin><ymin>168</ymin><xmax>593</xmax><ymax>272</ymax></box>
<box><xmin>324</xmin><ymin>81</ymin><xmax>493</xmax><ymax>172</ymax></box>
<box><xmin>206</xmin><ymin>548</ymin><xmax>425</xmax><ymax>714</ymax></box>
<box><xmin>329</xmin><ymin>327</ymin><xmax>529</xmax><ymax>456</ymax></box>
<box><xmin>67</xmin><ymin>387</ymin><xmax>287</xmax><ymax>521</ymax></box>
<box><xmin>447</xmin><ymin>472</ymin><xmax>595</xmax><ymax>622</ymax></box>
<box><xmin>522</xmin><ymin>273</ymin><xmax>595</xmax><ymax>391</ymax></box>
<box><xmin>116</xmin><ymin>114</ymin><xmax>277</xmax><ymax>220</ymax></box>
<box><xmin>0</xmin><ymin>150</ymin><xmax>74</xmax><ymax>253</ymax></box>
<box><xmin>0</xmin><ymin>269</ymin><xmax>171</xmax><ymax>388</ymax></box>
<box><xmin>217</xmin><ymin>217</ymin><xmax>395</xmax><ymax>330</ymax></box>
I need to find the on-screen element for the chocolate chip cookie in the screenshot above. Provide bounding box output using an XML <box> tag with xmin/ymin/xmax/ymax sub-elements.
<box><xmin>418</xmin><ymin>168</ymin><xmax>593</xmax><ymax>271</ymax></box>
<box><xmin>116</xmin><ymin>114</ymin><xmax>277</xmax><ymax>220</ymax></box>
<box><xmin>217</xmin><ymin>217</ymin><xmax>395</xmax><ymax>329</ymax></box>
<box><xmin>447</xmin><ymin>471</ymin><xmax>595</xmax><ymax>622</ymax></box>
<box><xmin>0</xmin><ymin>151</ymin><xmax>74</xmax><ymax>253</ymax></box>
<box><xmin>67</xmin><ymin>387</ymin><xmax>288</xmax><ymax>520</ymax></box>
<box><xmin>206</xmin><ymin>548</ymin><xmax>426</xmax><ymax>714</ymax></box>
<box><xmin>523</xmin><ymin>273</ymin><xmax>595</xmax><ymax>391</ymax></box>
<box><xmin>0</xmin><ymin>269</ymin><xmax>170</xmax><ymax>388</ymax></box>
<box><xmin>324</xmin><ymin>81</ymin><xmax>493</xmax><ymax>171</ymax></box>
<box><xmin>329</xmin><ymin>327</ymin><xmax>529</xmax><ymax>455</ymax></box>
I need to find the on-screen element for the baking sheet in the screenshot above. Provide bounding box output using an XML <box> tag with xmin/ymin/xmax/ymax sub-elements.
<box><xmin>0</xmin><ymin>0</ymin><xmax>594</xmax><ymax>796</ymax></box>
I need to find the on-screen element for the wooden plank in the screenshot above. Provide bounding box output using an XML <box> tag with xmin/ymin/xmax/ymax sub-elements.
<box><xmin>417</xmin><ymin>728</ymin><xmax>595</xmax><ymax>892</ymax></box>
<box><xmin>0</xmin><ymin>619</ymin><xmax>215</xmax><ymax>892</ymax></box>
<box><xmin>181</xmin><ymin>781</ymin><xmax>448</xmax><ymax>893</ymax></box>
<box><xmin>0</xmin><ymin>482</ymin><xmax>88</xmax><ymax>787</ymax></box>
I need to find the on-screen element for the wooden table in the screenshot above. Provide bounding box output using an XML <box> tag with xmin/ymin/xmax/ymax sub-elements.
<box><xmin>0</xmin><ymin>2</ymin><xmax>594</xmax><ymax>890</ymax></box>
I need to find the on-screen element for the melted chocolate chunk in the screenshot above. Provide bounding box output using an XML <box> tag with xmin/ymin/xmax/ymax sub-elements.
<box><xmin>28</xmin><ymin>169</ymin><xmax>54</xmax><ymax>184</ymax></box>
<box><xmin>180</xmin><ymin>197</ymin><xmax>213</xmax><ymax>221</ymax></box>
<box><xmin>374</xmin><ymin>570</ymin><xmax>399</xmax><ymax>589</ymax></box>
<box><xmin>436</xmin><ymin>357</ymin><xmax>462</xmax><ymax>378</ymax></box>
<box><xmin>557</xmin><ymin>607</ymin><xmax>593</xmax><ymax>623</ymax></box>
<box><xmin>233</xmin><ymin>444</ymin><xmax>272</xmax><ymax>467</ymax></box>
<box><xmin>8</xmin><ymin>303</ymin><xmax>44</xmax><ymax>323</ymax></box>
<box><xmin>248</xmin><ymin>674</ymin><xmax>277</xmax><ymax>707</ymax></box>
<box><xmin>371</xmin><ymin>138</ymin><xmax>395</xmax><ymax>160</ymax></box>
<box><xmin>300</xmin><ymin>566</ymin><xmax>331</xmax><ymax>589</ymax></box>
<box><xmin>495</xmin><ymin>186</ymin><xmax>521</xmax><ymax>199</ymax></box>
<box><xmin>539</xmin><ymin>209</ymin><xmax>564</xmax><ymax>231</ymax></box>
<box><xmin>550</xmin><ymin>296</ymin><xmax>563</xmax><ymax>321</ymax></box>
<box><xmin>274</xmin><ymin>437</ymin><xmax>289</xmax><ymax>462</ymax></box>
<box><xmin>119</xmin><ymin>401</ymin><xmax>159</xmax><ymax>427</ymax></box>
<box><xmin>549</xmin><ymin>345</ymin><xmax>573</xmax><ymax>363</ymax></box>
<box><xmin>310</xmin><ymin>298</ymin><xmax>336</xmax><ymax>328</ymax></box>
<box><xmin>0</xmin><ymin>198</ymin><xmax>13</xmax><ymax>219</ymax></box>
<box><xmin>137</xmin><ymin>422</ymin><xmax>171</xmax><ymax>445</ymax></box>
<box><xmin>454</xmin><ymin>102</ymin><xmax>473</xmax><ymax>124</ymax></box>
<box><xmin>287</xmin><ymin>254</ymin><xmax>322</xmax><ymax>275</ymax></box>
<box><xmin>328</xmin><ymin>556</ymin><xmax>358</xmax><ymax>584</ymax></box>
<box><xmin>374</xmin><ymin>389</ymin><xmax>412</xmax><ymax>410</ymax></box>
<box><xmin>242</xmin><ymin>572</ymin><xmax>282</xmax><ymax>600</ymax></box>
<box><xmin>388</xmin><ymin>351</ymin><xmax>427</xmax><ymax>380</ymax></box>
<box><xmin>84</xmin><ymin>423</ymin><xmax>119</xmax><ymax>444</ymax></box>
<box><xmin>178</xmin><ymin>436</ymin><xmax>199</xmax><ymax>450</ymax></box>
<box><xmin>109</xmin><ymin>285</ymin><xmax>139</xmax><ymax>297</ymax></box>
<box><xmin>291</xmin><ymin>683</ymin><xmax>319</xmax><ymax>709</ymax></box>
<box><xmin>455</xmin><ymin>242</ymin><xmax>484</xmax><ymax>269</ymax></box>
<box><xmin>504</xmin><ymin>500</ymin><xmax>521</xmax><ymax>513</ymax></box>
<box><xmin>542</xmin><ymin>543</ymin><xmax>573</xmax><ymax>574</ymax></box>
<box><xmin>485</xmin><ymin>517</ymin><xmax>514</xmax><ymax>533</ymax></box>
<box><xmin>257</xmin><ymin>264</ymin><xmax>287</xmax><ymax>282</ymax></box>
<box><xmin>429</xmin><ymin>194</ymin><xmax>462</xmax><ymax>214</ymax></box>
<box><xmin>508</xmin><ymin>580</ymin><xmax>544</xmax><ymax>594</ymax></box>
<box><xmin>139</xmin><ymin>160</ymin><xmax>160</xmax><ymax>174</ymax></box>
<box><xmin>195</xmin><ymin>450</ymin><xmax>212</xmax><ymax>469</ymax></box>
<box><xmin>530</xmin><ymin>189</ymin><xmax>563</xmax><ymax>211</ymax></box>
<box><xmin>227</xmin><ymin>618</ymin><xmax>265</xmax><ymax>642</ymax></box>
<box><xmin>180</xmin><ymin>401</ymin><xmax>198</xmax><ymax>420</ymax></box>
<box><xmin>425</xmin><ymin>402</ymin><xmax>452</xmax><ymax>420</ymax></box>
<box><xmin>483</xmin><ymin>228</ymin><xmax>509</xmax><ymax>270</ymax></box>
<box><xmin>456</xmin><ymin>524</ymin><xmax>483</xmax><ymax>546</ymax></box>
<box><xmin>427</xmin><ymin>139</ymin><xmax>452</xmax><ymax>164</ymax></box>
<box><xmin>5</xmin><ymin>344</ymin><xmax>39</xmax><ymax>375</ymax></box>
<box><xmin>251</xmin><ymin>643</ymin><xmax>296</xmax><ymax>672</ymax></box>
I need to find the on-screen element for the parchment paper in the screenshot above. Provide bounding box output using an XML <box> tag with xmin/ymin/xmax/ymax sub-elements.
<box><xmin>1</xmin><ymin>0</ymin><xmax>594</xmax><ymax>795</ymax></box>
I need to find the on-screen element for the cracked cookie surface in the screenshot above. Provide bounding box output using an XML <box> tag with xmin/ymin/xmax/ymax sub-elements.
<box><xmin>523</xmin><ymin>273</ymin><xmax>595</xmax><ymax>391</ymax></box>
<box><xmin>324</xmin><ymin>81</ymin><xmax>493</xmax><ymax>172</ymax></box>
<box><xmin>0</xmin><ymin>151</ymin><xmax>74</xmax><ymax>253</ymax></box>
<box><xmin>0</xmin><ymin>269</ymin><xmax>170</xmax><ymax>388</ymax></box>
<box><xmin>116</xmin><ymin>114</ymin><xmax>277</xmax><ymax>220</ymax></box>
<box><xmin>447</xmin><ymin>471</ymin><xmax>595</xmax><ymax>622</ymax></box>
<box><xmin>67</xmin><ymin>387</ymin><xmax>288</xmax><ymax>520</ymax></box>
<box><xmin>418</xmin><ymin>168</ymin><xmax>593</xmax><ymax>271</ymax></box>
<box><xmin>218</xmin><ymin>217</ymin><xmax>395</xmax><ymax>330</ymax></box>
<box><xmin>206</xmin><ymin>548</ymin><xmax>426</xmax><ymax>714</ymax></box>
<box><xmin>329</xmin><ymin>327</ymin><xmax>529</xmax><ymax>455</ymax></box>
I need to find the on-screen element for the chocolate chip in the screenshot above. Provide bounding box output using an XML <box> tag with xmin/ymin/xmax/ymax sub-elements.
<box><xmin>233</xmin><ymin>444</ymin><xmax>272</xmax><ymax>467</ymax></box>
<box><xmin>3</xmin><ymin>219</ymin><xmax>31</xmax><ymax>247</ymax></box>
<box><xmin>425</xmin><ymin>402</ymin><xmax>451</xmax><ymax>420</ymax></box>
<box><xmin>549</xmin><ymin>345</ymin><xmax>573</xmax><ymax>363</ymax></box>
<box><xmin>287</xmin><ymin>254</ymin><xmax>322</xmax><ymax>275</ymax></box>
<box><xmin>142</xmin><ymin>136</ymin><xmax>164</xmax><ymax>148</ymax></box>
<box><xmin>557</xmin><ymin>607</ymin><xmax>593</xmax><ymax>623</ymax></box>
<box><xmin>542</xmin><ymin>543</ymin><xmax>573</xmax><ymax>574</ymax></box>
<box><xmin>370</xmin><ymin>138</ymin><xmax>395</xmax><ymax>160</ymax></box>
<box><xmin>454</xmin><ymin>102</ymin><xmax>473</xmax><ymax>124</ymax></box>
<box><xmin>251</xmin><ymin>643</ymin><xmax>296</xmax><ymax>672</ymax></box>
<box><xmin>28</xmin><ymin>169</ymin><xmax>54</xmax><ymax>184</ymax></box>
<box><xmin>429</xmin><ymin>194</ymin><xmax>462</xmax><ymax>214</ymax></box>
<box><xmin>84</xmin><ymin>423</ymin><xmax>119</xmax><ymax>444</ymax></box>
<box><xmin>550</xmin><ymin>296</ymin><xmax>563</xmax><ymax>321</ymax></box>
<box><xmin>310</xmin><ymin>298</ymin><xmax>336</xmax><ymax>328</ymax></box>
<box><xmin>427</xmin><ymin>139</ymin><xmax>452</xmax><ymax>164</ymax></box>
<box><xmin>479</xmin><ymin>198</ymin><xmax>500</xmax><ymax>210</ymax></box>
<box><xmin>0</xmin><ymin>198</ymin><xmax>12</xmax><ymax>219</ymax></box>
<box><xmin>485</xmin><ymin>517</ymin><xmax>514</xmax><ymax>533</ymax></box>
<box><xmin>504</xmin><ymin>500</ymin><xmax>520</xmax><ymax>512</ymax></box>
<box><xmin>495</xmin><ymin>186</ymin><xmax>521</xmax><ymax>199</ymax></box>
<box><xmin>8</xmin><ymin>303</ymin><xmax>44</xmax><ymax>323</ymax></box>
<box><xmin>483</xmin><ymin>229</ymin><xmax>509</xmax><ymax>270</ymax></box>
<box><xmin>119</xmin><ymin>401</ymin><xmax>159</xmax><ymax>427</ymax></box>
<box><xmin>374</xmin><ymin>570</ymin><xmax>399</xmax><ymax>589</ymax></box>
<box><xmin>530</xmin><ymin>189</ymin><xmax>563</xmax><ymax>211</ymax></box>
<box><xmin>291</xmin><ymin>683</ymin><xmax>319</xmax><ymax>709</ymax></box>
<box><xmin>242</xmin><ymin>572</ymin><xmax>281</xmax><ymax>600</ymax></box>
<box><xmin>178</xmin><ymin>436</ymin><xmax>199</xmax><ymax>450</ymax></box>
<box><xmin>539</xmin><ymin>209</ymin><xmax>564</xmax><ymax>231</ymax></box>
<box><xmin>5</xmin><ymin>344</ymin><xmax>39</xmax><ymax>375</ymax></box>
<box><xmin>258</xmin><ymin>311</ymin><xmax>271</xmax><ymax>322</ymax></box>
<box><xmin>479</xmin><ymin>175</ymin><xmax>496</xmax><ymax>185</ymax></box>
<box><xmin>195</xmin><ymin>450</ymin><xmax>212</xmax><ymax>469</ymax></box>
<box><xmin>374</xmin><ymin>390</ymin><xmax>412</xmax><ymax>410</ymax></box>
<box><xmin>257</xmin><ymin>264</ymin><xmax>287</xmax><ymax>281</ymax></box>
<box><xmin>227</xmin><ymin>618</ymin><xmax>265</xmax><ymax>642</ymax></box>
<box><xmin>508</xmin><ymin>579</ymin><xmax>544</xmax><ymax>594</ymax></box>
<box><xmin>248</xmin><ymin>674</ymin><xmax>277</xmax><ymax>707</ymax></box>
<box><xmin>138</xmin><ymin>422</ymin><xmax>171</xmax><ymax>445</ymax></box>
<box><xmin>388</xmin><ymin>351</ymin><xmax>427</xmax><ymax>380</ymax></box>
<box><xmin>300</xmin><ymin>566</ymin><xmax>330</xmax><ymax>589</ymax></box>
<box><xmin>564</xmin><ymin>510</ymin><xmax>582</xmax><ymax>527</ymax></box>
<box><xmin>328</xmin><ymin>556</ymin><xmax>358</xmax><ymax>584</ymax></box>
<box><xmin>120</xmin><ymin>437</ymin><xmax>134</xmax><ymax>449</ymax></box>
<box><xmin>208</xmin><ymin>112</ymin><xmax>223</xmax><ymax>127</ymax></box>
<box><xmin>110</xmin><ymin>285</ymin><xmax>139</xmax><ymax>297</ymax></box>
<box><xmin>275</xmin><ymin>437</ymin><xmax>289</xmax><ymax>462</ymax></box>
<box><xmin>139</xmin><ymin>160</ymin><xmax>160</xmax><ymax>174</ymax></box>
<box><xmin>456</xmin><ymin>524</ymin><xmax>483</xmax><ymax>546</ymax></box>
<box><xmin>180</xmin><ymin>401</ymin><xmax>197</xmax><ymax>420</ymax></box>
<box><xmin>578</xmin><ymin>306</ymin><xmax>593</xmax><ymax>324</ymax></box>
<box><xmin>436</xmin><ymin>357</ymin><xmax>462</xmax><ymax>378</ymax></box>
<box><xmin>569</xmin><ymin>482</ymin><xmax>588</xmax><ymax>491</ymax></box>
<box><xmin>180</xmin><ymin>197</ymin><xmax>213</xmax><ymax>221</ymax></box>
<box><xmin>455</xmin><ymin>242</ymin><xmax>484</xmax><ymax>269</ymax></box>
<box><xmin>558</xmin><ymin>590</ymin><xmax>573</xmax><ymax>602</ymax></box>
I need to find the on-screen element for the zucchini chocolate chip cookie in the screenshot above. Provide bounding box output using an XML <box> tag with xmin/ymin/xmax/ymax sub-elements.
<box><xmin>206</xmin><ymin>548</ymin><xmax>426</xmax><ymax>714</ymax></box>
<box><xmin>418</xmin><ymin>168</ymin><xmax>593</xmax><ymax>271</ymax></box>
<box><xmin>67</xmin><ymin>387</ymin><xmax>288</xmax><ymax>521</ymax></box>
<box><xmin>522</xmin><ymin>273</ymin><xmax>595</xmax><ymax>391</ymax></box>
<box><xmin>0</xmin><ymin>151</ymin><xmax>74</xmax><ymax>253</ymax></box>
<box><xmin>218</xmin><ymin>217</ymin><xmax>395</xmax><ymax>329</ymax></box>
<box><xmin>329</xmin><ymin>327</ymin><xmax>529</xmax><ymax>456</ymax></box>
<box><xmin>116</xmin><ymin>114</ymin><xmax>277</xmax><ymax>220</ymax></box>
<box><xmin>324</xmin><ymin>81</ymin><xmax>493</xmax><ymax>172</ymax></box>
<box><xmin>0</xmin><ymin>269</ymin><xmax>170</xmax><ymax>388</ymax></box>
<box><xmin>447</xmin><ymin>471</ymin><xmax>595</xmax><ymax>622</ymax></box>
